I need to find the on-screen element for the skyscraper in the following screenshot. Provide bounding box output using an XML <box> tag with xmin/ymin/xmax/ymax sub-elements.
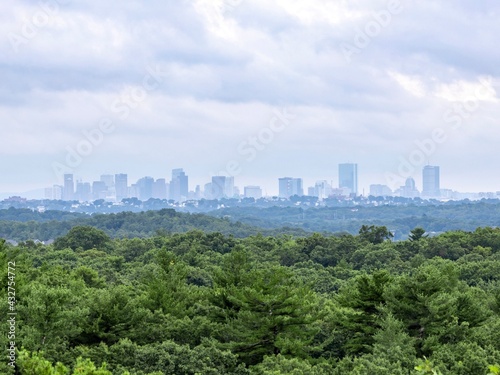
<box><xmin>211</xmin><ymin>176</ymin><xmax>235</xmax><ymax>199</ymax></box>
<box><xmin>63</xmin><ymin>174</ymin><xmax>74</xmax><ymax>201</ymax></box>
<box><xmin>170</xmin><ymin>168</ymin><xmax>188</xmax><ymax>202</ymax></box>
<box><xmin>92</xmin><ymin>181</ymin><xmax>107</xmax><ymax>200</ymax></box>
<box><xmin>100</xmin><ymin>175</ymin><xmax>114</xmax><ymax>189</ymax></box>
<box><xmin>152</xmin><ymin>178</ymin><xmax>168</xmax><ymax>199</ymax></box>
<box><xmin>115</xmin><ymin>174</ymin><xmax>128</xmax><ymax>202</ymax></box>
<box><xmin>75</xmin><ymin>182</ymin><xmax>91</xmax><ymax>202</ymax></box>
<box><xmin>339</xmin><ymin>163</ymin><xmax>358</xmax><ymax>195</ymax></box>
<box><xmin>136</xmin><ymin>176</ymin><xmax>154</xmax><ymax>201</ymax></box>
<box><xmin>422</xmin><ymin>165</ymin><xmax>440</xmax><ymax>197</ymax></box>
<box><xmin>278</xmin><ymin>177</ymin><xmax>303</xmax><ymax>198</ymax></box>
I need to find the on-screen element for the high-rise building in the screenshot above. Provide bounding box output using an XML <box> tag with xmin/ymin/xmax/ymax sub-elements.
<box><xmin>92</xmin><ymin>181</ymin><xmax>108</xmax><ymax>200</ymax></box>
<box><xmin>152</xmin><ymin>178</ymin><xmax>168</xmax><ymax>199</ymax></box>
<box><xmin>422</xmin><ymin>165</ymin><xmax>440</xmax><ymax>197</ymax></box>
<box><xmin>100</xmin><ymin>175</ymin><xmax>114</xmax><ymax>189</ymax></box>
<box><xmin>115</xmin><ymin>174</ymin><xmax>128</xmax><ymax>202</ymax></box>
<box><xmin>75</xmin><ymin>182</ymin><xmax>92</xmax><ymax>202</ymax></box>
<box><xmin>225</xmin><ymin>176</ymin><xmax>235</xmax><ymax>198</ymax></box>
<box><xmin>63</xmin><ymin>174</ymin><xmax>74</xmax><ymax>201</ymax></box>
<box><xmin>137</xmin><ymin>177</ymin><xmax>154</xmax><ymax>201</ymax></box>
<box><xmin>128</xmin><ymin>184</ymin><xmax>140</xmax><ymax>200</ymax></box>
<box><xmin>278</xmin><ymin>177</ymin><xmax>303</xmax><ymax>198</ymax></box>
<box><xmin>339</xmin><ymin>163</ymin><xmax>358</xmax><ymax>195</ymax></box>
<box><xmin>244</xmin><ymin>186</ymin><xmax>262</xmax><ymax>199</ymax></box>
<box><xmin>211</xmin><ymin>176</ymin><xmax>234</xmax><ymax>199</ymax></box>
<box><xmin>204</xmin><ymin>182</ymin><xmax>213</xmax><ymax>200</ymax></box>
<box><xmin>314</xmin><ymin>180</ymin><xmax>332</xmax><ymax>199</ymax></box>
<box><xmin>53</xmin><ymin>185</ymin><xmax>63</xmax><ymax>200</ymax></box>
<box><xmin>170</xmin><ymin>168</ymin><xmax>189</xmax><ymax>202</ymax></box>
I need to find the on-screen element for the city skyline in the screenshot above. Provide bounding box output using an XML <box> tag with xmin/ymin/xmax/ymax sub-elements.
<box><xmin>9</xmin><ymin>163</ymin><xmax>491</xmax><ymax>202</ymax></box>
<box><xmin>1</xmin><ymin>2</ymin><xmax>500</xmax><ymax>196</ymax></box>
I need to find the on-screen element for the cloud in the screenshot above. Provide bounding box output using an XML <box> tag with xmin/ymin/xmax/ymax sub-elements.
<box><xmin>1</xmin><ymin>0</ymin><xmax>500</xmax><ymax>194</ymax></box>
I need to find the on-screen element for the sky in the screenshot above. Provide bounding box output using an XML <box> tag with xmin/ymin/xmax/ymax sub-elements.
<box><xmin>1</xmin><ymin>0</ymin><xmax>500</xmax><ymax>197</ymax></box>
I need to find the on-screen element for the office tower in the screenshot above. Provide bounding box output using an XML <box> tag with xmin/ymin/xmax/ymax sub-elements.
<box><xmin>63</xmin><ymin>174</ymin><xmax>74</xmax><ymax>201</ymax></box>
<box><xmin>128</xmin><ymin>184</ymin><xmax>140</xmax><ymax>199</ymax></box>
<box><xmin>75</xmin><ymin>182</ymin><xmax>91</xmax><ymax>202</ymax></box>
<box><xmin>115</xmin><ymin>174</ymin><xmax>128</xmax><ymax>202</ymax></box>
<box><xmin>211</xmin><ymin>176</ymin><xmax>234</xmax><ymax>199</ymax></box>
<box><xmin>92</xmin><ymin>181</ymin><xmax>108</xmax><ymax>200</ymax></box>
<box><xmin>339</xmin><ymin>163</ymin><xmax>358</xmax><ymax>195</ymax></box>
<box><xmin>422</xmin><ymin>165</ymin><xmax>440</xmax><ymax>197</ymax></box>
<box><xmin>100</xmin><ymin>175</ymin><xmax>114</xmax><ymax>189</ymax></box>
<box><xmin>314</xmin><ymin>180</ymin><xmax>332</xmax><ymax>200</ymax></box>
<box><xmin>369</xmin><ymin>184</ymin><xmax>392</xmax><ymax>197</ymax></box>
<box><xmin>204</xmin><ymin>182</ymin><xmax>213</xmax><ymax>200</ymax></box>
<box><xmin>278</xmin><ymin>177</ymin><xmax>304</xmax><ymax>198</ymax></box>
<box><xmin>170</xmin><ymin>168</ymin><xmax>188</xmax><ymax>202</ymax></box>
<box><xmin>244</xmin><ymin>186</ymin><xmax>262</xmax><ymax>199</ymax></box>
<box><xmin>53</xmin><ymin>185</ymin><xmax>63</xmax><ymax>200</ymax></box>
<box><xmin>225</xmin><ymin>176</ymin><xmax>235</xmax><ymax>198</ymax></box>
<box><xmin>152</xmin><ymin>178</ymin><xmax>168</xmax><ymax>199</ymax></box>
<box><xmin>137</xmin><ymin>177</ymin><xmax>154</xmax><ymax>201</ymax></box>
<box><xmin>194</xmin><ymin>185</ymin><xmax>202</xmax><ymax>200</ymax></box>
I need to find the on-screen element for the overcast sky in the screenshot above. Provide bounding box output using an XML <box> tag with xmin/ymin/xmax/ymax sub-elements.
<box><xmin>1</xmin><ymin>0</ymin><xmax>500</xmax><ymax>197</ymax></box>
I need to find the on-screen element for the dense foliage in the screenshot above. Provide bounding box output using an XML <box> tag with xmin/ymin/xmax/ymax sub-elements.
<box><xmin>2</xmin><ymin>223</ymin><xmax>500</xmax><ymax>374</ymax></box>
<box><xmin>3</xmin><ymin>199</ymin><xmax>500</xmax><ymax>242</ymax></box>
<box><xmin>0</xmin><ymin>208</ymin><xmax>307</xmax><ymax>241</ymax></box>
<box><xmin>208</xmin><ymin>201</ymin><xmax>500</xmax><ymax>239</ymax></box>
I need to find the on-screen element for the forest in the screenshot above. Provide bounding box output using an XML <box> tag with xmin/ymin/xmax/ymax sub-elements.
<box><xmin>2</xmin><ymin>224</ymin><xmax>500</xmax><ymax>374</ymax></box>
<box><xmin>0</xmin><ymin>208</ymin><xmax>307</xmax><ymax>242</ymax></box>
<box><xmin>3</xmin><ymin>199</ymin><xmax>500</xmax><ymax>242</ymax></box>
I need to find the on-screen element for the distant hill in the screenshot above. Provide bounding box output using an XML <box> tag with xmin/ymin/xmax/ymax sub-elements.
<box><xmin>0</xmin><ymin>208</ymin><xmax>308</xmax><ymax>241</ymax></box>
<box><xmin>207</xmin><ymin>201</ymin><xmax>500</xmax><ymax>239</ymax></box>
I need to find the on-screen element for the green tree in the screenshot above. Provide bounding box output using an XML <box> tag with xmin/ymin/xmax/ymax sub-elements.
<box><xmin>53</xmin><ymin>226</ymin><xmax>111</xmax><ymax>252</ymax></box>
<box><xmin>358</xmin><ymin>225</ymin><xmax>393</xmax><ymax>244</ymax></box>
<box><xmin>409</xmin><ymin>227</ymin><xmax>427</xmax><ymax>242</ymax></box>
<box><xmin>220</xmin><ymin>266</ymin><xmax>321</xmax><ymax>366</ymax></box>
<box><xmin>336</xmin><ymin>271</ymin><xmax>392</xmax><ymax>355</ymax></box>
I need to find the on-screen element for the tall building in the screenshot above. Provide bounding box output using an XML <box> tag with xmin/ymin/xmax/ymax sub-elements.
<box><xmin>100</xmin><ymin>175</ymin><xmax>114</xmax><ymax>189</ymax></box>
<box><xmin>152</xmin><ymin>178</ymin><xmax>168</xmax><ymax>199</ymax></box>
<box><xmin>204</xmin><ymin>182</ymin><xmax>213</xmax><ymax>200</ymax></box>
<box><xmin>244</xmin><ymin>186</ymin><xmax>262</xmax><ymax>199</ymax></box>
<box><xmin>211</xmin><ymin>176</ymin><xmax>235</xmax><ymax>199</ymax></box>
<box><xmin>115</xmin><ymin>174</ymin><xmax>128</xmax><ymax>202</ymax></box>
<box><xmin>63</xmin><ymin>174</ymin><xmax>74</xmax><ymax>201</ymax></box>
<box><xmin>53</xmin><ymin>185</ymin><xmax>63</xmax><ymax>200</ymax></box>
<box><xmin>314</xmin><ymin>180</ymin><xmax>332</xmax><ymax>199</ymax></box>
<box><xmin>137</xmin><ymin>177</ymin><xmax>154</xmax><ymax>201</ymax></box>
<box><xmin>339</xmin><ymin>163</ymin><xmax>358</xmax><ymax>195</ymax></box>
<box><xmin>170</xmin><ymin>168</ymin><xmax>189</xmax><ymax>202</ymax></box>
<box><xmin>422</xmin><ymin>165</ymin><xmax>440</xmax><ymax>197</ymax></box>
<box><xmin>225</xmin><ymin>176</ymin><xmax>235</xmax><ymax>198</ymax></box>
<box><xmin>92</xmin><ymin>181</ymin><xmax>108</xmax><ymax>200</ymax></box>
<box><xmin>278</xmin><ymin>177</ymin><xmax>303</xmax><ymax>198</ymax></box>
<box><xmin>75</xmin><ymin>182</ymin><xmax>91</xmax><ymax>202</ymax></box>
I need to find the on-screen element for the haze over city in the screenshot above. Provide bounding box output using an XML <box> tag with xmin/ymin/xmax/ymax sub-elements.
<box><xmin>1</xmin><ymin>0</ymin><xmax>500</xmax><ymax>196</ymax></box>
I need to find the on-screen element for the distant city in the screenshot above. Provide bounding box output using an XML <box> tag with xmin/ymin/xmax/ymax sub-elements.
<box><xmin>29</xmin><ymin>163</ymin><xmax>499</xmax><ymax>204</ymax></box>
